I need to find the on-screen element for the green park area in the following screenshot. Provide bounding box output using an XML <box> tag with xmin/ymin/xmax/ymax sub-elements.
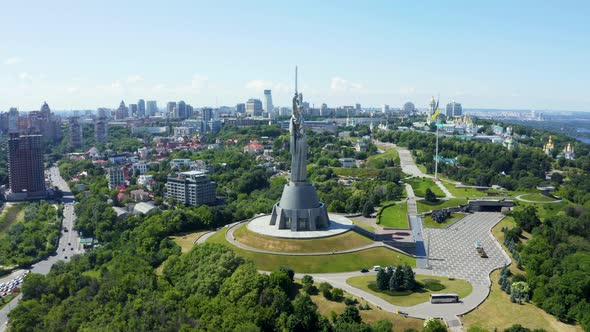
<box><xmin>206</xmin><ymin>228</ymin><xmax>415</xmax><ymax>273</ymax></box>
<box><xmin>170</xmin><ymin>231</ymin><xmax>209</xmax><ymax>253</ymax></box>
<box><xmin>377</xmin><ymin>202</ymin><xmax>409</xmax><ymax>228</ymax></box>
<box><xmin>416</xmin><ymin>198</ymin><xmax>467</xmax><ymax>213</ymax></box>
<box><xmin>0</xmin><ymin>203</ymin><xmax>24</xmax><ymax>238</ymax></box>
<box><xmin>331</xmin><ymin>167</ymin><xmax>380</xmax><ymax>178</ymax></box>
<box><xmin>366</xmin><ymin>148</ymin><xmax>400</xmax><ymax>169</ymax></box>
<box><xmin>441</xmin><ymin>182</ymin><xmax>487</xmax><ymax>198</ymax></box>
<box><xmin>462</xmin><ymin>218</ymin><xmax>583</xmax><ymax>332</ymax></box>
<box><xmin>405</xmin><ymin>177</ymin><xmax>444</xmax><ymax>197</ymax></box>
<box><xmin>233</xmin><ymin>224</ymin><xmax>373</xmax><ymax>253</ymax></box>
<box><xmin>346</xmin><ymin>275</ymin><xmax>472</xmax><ymax>307</ymax></box>
<box><xmin>350</xmin><ymin>219</ymin><xmax>376</xmax><ymax>232</ymax></box>
<box><xmin>518</xmin><ymin>193</ymin><xmax>560</xmax><ymax>202</ymax></box>
<box><xmin>423</xmin><ymin>212</ymin><xmax>465</xmax><ymax>228</ymax></box>
<box><xmin>303</xmin><ymin>282</ymin><xmax>423</xmax><ymax>331</ymax></box>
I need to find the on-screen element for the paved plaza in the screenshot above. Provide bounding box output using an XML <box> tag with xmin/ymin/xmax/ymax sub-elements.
<box><xmin>424</xmin><ymin>212</ymin><xmax>511</xmax><ymax>286</ymax></box>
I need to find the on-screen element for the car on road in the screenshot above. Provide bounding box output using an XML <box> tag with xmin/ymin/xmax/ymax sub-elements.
<box><xmin>360</xmin><ymin>268</ymin><xmax>369</xmax><ymax>273</ymax></box>
<box><xmin>373</xmin><ymin>265</ymin><xmax>382</xmax><ymax>271</ymax></box>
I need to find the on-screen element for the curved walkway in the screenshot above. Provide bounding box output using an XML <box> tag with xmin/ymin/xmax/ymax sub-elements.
<box><xmin>515</xmin><ymin>194</ymin><xmax>563</xmax><ymax>204</ymax></box>
<box><xmin>377</xmin><ymin>141</ymin><xmax>454</xmax><ymax>199</ymax></box>
<box><xmin>210</xmin><ymin>212</ymin><xmax>510</xmax><ymax>330</ymax></box>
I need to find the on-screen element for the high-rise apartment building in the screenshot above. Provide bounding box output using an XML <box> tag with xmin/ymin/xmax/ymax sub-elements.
<box><xmin>165</xmin><ymin>171</ymin><xmax>216</xmax><ymax>206</ymax></box>
<box><xmin>236</xmin><ymin>103</ymin><xmax>246</xmax><ymax>114</ymax></box>
<box><xmin>8</xmin><ymin>134</ymin><xmax>46</xmax><ymax>198</ymax></box>
<box><xmin>69</xmin><ymin>117</ymin><xmax>83</xmax><ymax>149</ymax></box>
<box><xmin>129</xmin><ymin>104</ymin><xmax>138</xmax><ymax>118</ymax></box>
<box><xmin>115</xmin><ymin>101</ymin><xmax>129</xmax><ymax>120</ymax></box>
<box><xmin>264</xmin><ymin>90</ymin><xmax>273</xmax><ymax>114</ymax></box>
<box><xmin>446</xmin><ymin>101</ymin><xmax>462</xmax><ymax>117</ymax></box>
<box><xmin>95</xmin><ymin>108</ymin><xmax>108</xmax><ymax>143</ymax></box>
<box><xmin>167</xmin><ymin>102</ymin><xmax>177</xmax><ymax>118</ymax></box>
<box><xmin>177</xmin><ymin>101</ymin><xmax>187</xmax><ymax>118</ymax></box>
<box><xmin>246</xmin><ymin>99</ymin><xmax>263</xmax><ymax>117</ymax></box>
<box><xmin>8</xmin><ymin>108</ymin><xmax>19</xmax><ymax>133</ymax></box>
<box><xmin>146</xmin><ymin>100</ymin><xmax>158</xmax><ymax>117</ymax></box>
<box><xmin>26</xmin><ymin>102</ymin><xmax>62</xmax><ymax>142</ymax></box>
<box><xmin>137</xmin><ymin>99</ymin><xmax>146</xmax><ymax>118</ymax></box>
<box><xmin>202</xmin><ymin>108</ymin><xmax>213</xmax><ymax>123</ymax></box>
<box><xmin>107</xmin><ymin>167</ymin><xmax>125</xmax><ymax>190</ymax></box>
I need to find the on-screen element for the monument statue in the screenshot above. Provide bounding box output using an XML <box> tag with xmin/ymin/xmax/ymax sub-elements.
<box><xmin>269</xmin><ymin>67</ymin><xmax>330</xmax><ymax>231</ymax></box>
<box><xmin>290</xmin><ymin>91</ymin><xmax>307</xmax><ymax>182</ymax></box>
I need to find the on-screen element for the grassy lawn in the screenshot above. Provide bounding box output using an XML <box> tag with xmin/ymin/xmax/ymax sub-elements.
<box><xmin>462</xmin><ymin>270</ymin><xmax>582</xmax><ymax>332</ymax></box>
<box><xmin>346</xmin><ymin>275</ymin><xmax>472</xmax><ymax>307</ymax></box>
<box><xmin>367</xmin><ymin>148</ymin><xmax>400</xmax><ymax>168</ymax></box>
<box><xmin>519</xmin><ymin>193</ymin><xmax>559</xmax><ymax>202</ymax></box>
<box><xmin>351</xmin><ymin>218</ymin><xmax>376</xmax><ymax>233</ymax></box>
<box><xmin>515</xmin><ymin>200</ymin><xmax>571</xmax><ymax>220</ymax></box>
<box><xmin>442</xmin><ymin>183</ymin><xmax>487</xmax><ymax>198</ymax></box>
<box><xmin>332</xmin><ymin>167</ymin><xmax>381</xmax><ymax>178</ymax></box>
<box><xmin>423</xmin><ymin>212</ymin><xmax>465</xmax><ymax>228</ymax></box>
<box><xmin>170</xmin><ymin>231</ymin><xmax>209</xmax><ymax>253</ymax></box>
<box><xmin>206</xmin><ymin>228</ymin><xmax>415</xmax><ymax>273</ymax></box>
<box><xmin>233</xmin><ymin>224</ymin><xmax>373</xmax><ymax>253</ymax></box>
<box><xmin>405</xmin><ymin>177</ymin><xmax>445</xmax><ymax>197</ymax></box>
<box><xmin>0</xmin><ymin>293</ymin><xmax>18</xmax><ymax>310</ymax></box>
<box><xmin>378</xmin><ymin>203</ymin><xmax>409</xmax><ymax>228</ymax></box>
<box><xmin>0</xmin><ymin>203</ymin><xmax>25</xmax><ymax>238</ymax></box>
<box><xmin>462</xmin><ymin>215</ymin><xmax>583</xmax><ymax>332</ymax></box>
<box><xmin>416</xmin><ymin>198</ymin><xmax>468</xmax><ymax>213</ymax></box>
<box><xmin>306</xmin><ymin>284</ymin><xmax>423</xmax><ymax>330</ymax></box>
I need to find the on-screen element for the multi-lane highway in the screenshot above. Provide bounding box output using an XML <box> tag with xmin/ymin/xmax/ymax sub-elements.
<box><xmin>0</xmin><ymin>166</ymin><xmax>83</xmax><ymax>330</ymax></box>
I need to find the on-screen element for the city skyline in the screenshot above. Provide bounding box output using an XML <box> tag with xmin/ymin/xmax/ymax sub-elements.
<box><xmin>1</xmin><ymin>1</ymin><xmax>589</xmax><ymax>111</ymax></box>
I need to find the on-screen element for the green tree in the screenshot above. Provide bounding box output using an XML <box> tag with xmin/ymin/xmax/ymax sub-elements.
<box><xmin>425</xmin><ymin>188</ymin><xmax>437</xmax><ymax>202</ymax></box>
<box><xmin>389</xmin><ymin>266</ymin><xmax>404</xmax><ymax>291</ymax></box>
<box><xmin>337</xmin><ymin>305</ymin><xmax>362</xmax><ymax>324</ymax></box>
<box><xmin>424</xmin><ymin>318</ymin><xmax>448</xmax><ymax>332</ymax></box>
<box><xmin>376</xmin><ymin>268</ymin><xmax>389</xmax><ymax>290</ymax></box>
<box><xmin>402</xmin><ymin>265</ymin><xmax>416</xmax><ymax>290</ymax></box>
<box><xmin>362</xmin><ymin>201</ymin><xmax>374</xmax><ymax>218</ymax></box>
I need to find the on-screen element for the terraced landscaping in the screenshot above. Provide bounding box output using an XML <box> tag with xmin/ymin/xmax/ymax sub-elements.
<box><xmin>233</xmin><ymin>224</ymin><xmax>373</xmax><ymax>253</ymax></box>
<box><xmin>405</xmin><ymin>177</ymin><xmax>445</xmax><ymax>197</ymax></box>
<box><xmin>206</xmin><ymin>228</ymin><xmax>416</xmax><ymax>273</ymax></box>
<box><xmin>377</xmin><ymin>202</ymin><xmax>409</xmax><ymax>228</ymax></box>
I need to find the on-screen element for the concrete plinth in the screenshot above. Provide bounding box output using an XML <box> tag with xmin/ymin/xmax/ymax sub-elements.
<box><xmin>248</xmin><ymin>214</ymin><xmax>353</xmax><ymax>239</ymax></box>
<box><xmin>269</xmin><ymin>181</ymin><xmax>330</xmax><ymax>231</ymax></box>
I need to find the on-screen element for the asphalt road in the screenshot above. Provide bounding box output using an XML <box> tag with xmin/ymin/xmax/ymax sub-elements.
<box><xmin>0</xmin><ymin>166</ymin><xmax>82</xmax><ymax>331</ymax></box>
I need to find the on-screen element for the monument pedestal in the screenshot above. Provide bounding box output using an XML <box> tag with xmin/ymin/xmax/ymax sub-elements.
<box><xmin>269</xmin><ymin>180</ymin><xmax>330</xmax><ymax>231</ymax></box>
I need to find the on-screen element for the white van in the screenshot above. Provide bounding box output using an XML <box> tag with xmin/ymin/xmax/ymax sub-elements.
<box><xmin>373</xmin><ymin>265</ymin><xmax>381</xmax><ymax>271</ymax></box>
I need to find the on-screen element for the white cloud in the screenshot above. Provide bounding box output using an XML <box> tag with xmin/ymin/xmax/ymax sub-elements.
<box><xmin>152</xmin><ymin>84</ymin><xmax>166</xmax><ymax>92</ymax></box>
<box><xmin>66</xmin><ymin>87</ymin><xmax>80</xmax><ymax>94</ymax></box>
<box><xmin>97</xmin><ymin>81</ymin><xmax>122</xmax><ymax>90</ymax></box>
<box><xmin>4</xmin><ymin>57</ymin><xmax>21</xmax><ymax>65</ymax></box>
<box><xmin>246</xmin><ymin>79</ymin><xmax>273</xmax><ymax>91</ymax></box>
<box><xmin>399</xmin><ymin>87</ymin><xmax>416</xmax><ymax>95</ymax></box>
<box><xmin>191</xmin><ymin>74</ymin><xmax>209</xmax><ymax>91</ymax></box>
<box><xmin>127</xmin><ymin>75</ymin><xmax>144</xmax><ymax>83</ymax></box>
<box><xmin>19</xmin><ymin>72</ymin><xmax>33</xmax><ymax>83</ymax></box>
<box><xmin>330</xmin><ymin>76</ymin><xmax>364</xmax><ymax>93</ymax></box>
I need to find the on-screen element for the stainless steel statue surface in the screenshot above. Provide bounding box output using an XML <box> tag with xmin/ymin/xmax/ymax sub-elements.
<box><xmin>269</xmin><ymin>67</ymin><xmax>330</xmax><ymax>231</ymax></box>
<box><xmin>290</xmin><ymin>91</ymin><xmax>307</xmax><ymax>182</ymax></box>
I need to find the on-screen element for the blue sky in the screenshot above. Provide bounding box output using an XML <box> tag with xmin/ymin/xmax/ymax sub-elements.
<box><xmin>1</xmin><ymin>0</ymin><xmax>589</xmax><ymax>111</ymax></box>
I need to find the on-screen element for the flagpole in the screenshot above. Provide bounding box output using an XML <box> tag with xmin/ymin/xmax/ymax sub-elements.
<box><xmin>435</xmin><ymin>124</ymin><xmax>439</xmax><ymax>180</ymax></box>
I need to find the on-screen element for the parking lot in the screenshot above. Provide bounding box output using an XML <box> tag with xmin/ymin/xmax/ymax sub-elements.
<box><xmin>0</xmin><ymin>270</ymin><xmax>29</xmax><ymax>299</ymax></box>
<box><xmin>423</xmin><ymin>212</ymin><xmax>510</xmax><ymax>286</ymax></box>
